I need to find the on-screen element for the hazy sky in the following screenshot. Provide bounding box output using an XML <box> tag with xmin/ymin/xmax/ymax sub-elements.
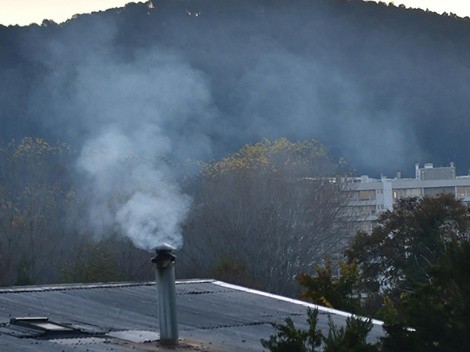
<box><xmin>0</xmin><ymin>0</ymin><xmax>146</xmax><ymax>26</ymax></box>
<box><xmin>0</xmin><ymin>0</ymin><xmax>469</xmax><ymax>26</ymax></box>
<box><xmin>366</xmin><ymin>1</ymin><xmax>470</xmax><ymax>17</ymax></box>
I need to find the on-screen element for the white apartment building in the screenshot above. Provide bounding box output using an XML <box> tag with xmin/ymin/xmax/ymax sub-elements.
<box><xmin>349</xmin><ymin>163</ymin><xmax>470</xmax><ymax>232</ymax></box>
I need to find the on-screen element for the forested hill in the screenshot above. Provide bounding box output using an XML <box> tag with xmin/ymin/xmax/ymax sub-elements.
<box><xmin>1</xmin><ymin>0</ymin><xmax>469</xmax><ymax>176</ymax></box>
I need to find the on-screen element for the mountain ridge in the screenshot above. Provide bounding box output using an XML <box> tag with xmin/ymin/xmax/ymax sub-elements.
<box><xmin>1</xmin><ymin>0</ymin><xmax>469</xmax><ymax>177</ymax></box>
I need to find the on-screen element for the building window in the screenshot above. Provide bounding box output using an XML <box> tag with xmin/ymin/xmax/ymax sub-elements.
<box><xmin>359</xmin><ymin>190</ymin><xmax>376</xmax><ymax>201</ymax></box>
<box><xmin>423</xmin><ymin>187</ymin><xmax>454</xmax><ymax>196</ymax></box>
<box><xmin>392</xmin><ymin>188</ymin><xmax>420</xmax><ymax>200</ymax></box>
<box><xmin>457</xmin><ymin>186</ymin><xmax>470</xmax><ymax>197</ymax></box>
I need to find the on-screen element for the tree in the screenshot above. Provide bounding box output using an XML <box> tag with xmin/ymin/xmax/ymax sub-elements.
<box><xmin>60</xmin><ymin>239</ymin><xmax>125</xmax><ymax>284</ymax></box>
<box><xmin>345</xmin><ymin>194</ymin><xmax>470</xmax><ymax>307</ymax></box>
<box><xmin>0</xmin><ymin>138</ymin><xmax>73</xmax><ymax>285</ymax></box>
<box><xmin>381</xmin><ymin>240</ymin><xmax>470</xmax><ymax>352</ymax></box>
<box><xmin>261</xmin><ymin>308</ymin><xmax>378</xmax><ymax>352</ymax></box>
<box><xmin>322</xmin><ymin>316</ymin><xmax>378</xmax><ymax>352</ymax></box>
<box><xmin>0</xmin><ymin>138</ymin><xmax>161</xmax><ymax>286</ymax></box>
<box><xmin>298</xmin><ymin>258</ymin><xmax>362</xmax><ymax>313</ymax></box>
<box><xmin>210</xmin><ymin>255</ymin><xmax>257</xmax><ymax>289</ymax></box>
<box><xmin>294</xmin><ymin>194</ymin><xmax>470</xmax><ymax>350</ymax></box>
<box><xmin>181</xmin><ymin>138</ymin><xmax>354</xmax><ymax>296</ymax></box>
<box><xmin>261</xmin><ymin>309</ymin><xmax>322</xmax><ymax>352</ymax></box>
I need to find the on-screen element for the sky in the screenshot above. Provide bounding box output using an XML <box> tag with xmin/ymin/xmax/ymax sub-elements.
<box><xmin>367</xmin><ymin>1</ymin><xmax>470</xmax><ymax>17</ymax></box>
<box><xmin>0</xmin><ymin>0</ymin><xmax>146</xmax><ymax>26</ymax></box>
<box><xmin>0</xmin><ymin>0</ymin><xmax>469</xmax><ymax>26</ymax></box>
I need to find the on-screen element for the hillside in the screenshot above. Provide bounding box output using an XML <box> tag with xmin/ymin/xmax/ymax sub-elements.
<box><xmin>1</xmin><ymin>0</ymin><xmax>469</xmax><ymax>175</ymax></box>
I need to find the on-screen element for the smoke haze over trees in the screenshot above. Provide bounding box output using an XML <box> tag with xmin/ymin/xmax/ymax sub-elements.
<box><xmin>1</xmin><ymin>0</ymin><xmax>470</xmax><ymax>290</ymax></box>
<box><xmin>0</xmin><ymin>136</ymin><xmax>351</xmax><ymax>293</ymax></box>
<box><xmin>1</xmin><ymin>0</ymin><xmax>470</xmax><ymax>177</ymax></box>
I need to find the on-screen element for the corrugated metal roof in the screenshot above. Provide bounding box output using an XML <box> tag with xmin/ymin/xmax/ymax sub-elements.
<box><xmin>0</xmin><ymin>279</ymin><xmax>384</xmax><ymax>351</ymax></box>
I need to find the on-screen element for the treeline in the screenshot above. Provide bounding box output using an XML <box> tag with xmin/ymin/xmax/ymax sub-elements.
<box><xmin>0</xmin><ymin>137</ymin><xmax>352</xmax><ymax>296</ymax></box>
<box><xmin>0</xmin><ymin>138</ymin><xmax>153</xmax><ymax>285</ymax></box>
<box><xmin>180</xmin><ymin>138</ymin><xmax>353</xmax><ymax>295</ymax></box>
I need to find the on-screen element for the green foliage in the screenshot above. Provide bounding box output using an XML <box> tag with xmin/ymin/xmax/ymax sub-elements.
<box><xmin>15</xmin><ymin>255</ymin><xmax>34</xmax><ymax>286</ymax></box>
<box><xmin>61</xmin><ymin>241</ymin><xmax>125</xmax><ymax>284</ymax></box>
<box><xmin>381</xmin><ymin>241</ymin><xmax>470</xmax><ymax>352</ymax></box>
<box><xmin>375</xmin><ymin>296</ymin><xmax>398</xmax><ymax>324</ymax></box>
<box><xmin>261</xmin><ymin>309</ymin><xmax>378</xmax><ymax>352</ymax></box>
<box><xmin>323</xmin><ymin>316</ymin><xmax>378</xmax><ymax>352</ymax></box>
<box><xmin>298</xmin><ymin>258</ymin><xmax>362</xmax><ymax>313</ymax></box>
<box><xmin>293</xmin><ymin>195</ymin><xmax>470</xmax><ymax>350</ymax></box>
<box><xmin>346</xmin><ymin>194</ymin><xmax>470</xmax><ymax>305</ymax></box>
<box><xmin>261</xmin><ymin>309</ymin><xmax>322</xmax><ymax>352</ymax></box>
<box><xmin>210</xmin><ymin>255</ymin><xmax>257</xmax><ymax>289</ymax></box>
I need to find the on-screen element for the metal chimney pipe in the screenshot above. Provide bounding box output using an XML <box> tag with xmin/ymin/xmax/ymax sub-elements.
<box><xmin>151</xmin><ymin>243</ymin><xmax>178</xmax><ymax>347</ymax></box>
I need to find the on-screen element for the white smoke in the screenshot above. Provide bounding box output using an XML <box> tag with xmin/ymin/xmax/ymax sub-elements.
<box><xmin>65</xmin><ymin>44</ymin><xmax>215</xmax><ymax>250</ymax></box>
<box><xmin>77</xmin><ymin>129</ymin><xmax>192</xmax><ymax>250</ymax></box>
<box><xmin>116</xmin><ymin>192</ymin><xmax>190</xmax><ymax>250</ymax></box>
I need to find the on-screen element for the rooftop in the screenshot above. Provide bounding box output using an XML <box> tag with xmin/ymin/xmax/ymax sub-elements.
<box><xmin>0</xmin><ymin>279</ymin><xmax>384</xmax><ymax>351</ymax></box>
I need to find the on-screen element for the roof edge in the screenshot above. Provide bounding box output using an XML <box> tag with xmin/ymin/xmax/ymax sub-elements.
<box><xmin>212</xmin><ymin>281</ymin><xmax>384</xmax><ymax>326</ymax></box>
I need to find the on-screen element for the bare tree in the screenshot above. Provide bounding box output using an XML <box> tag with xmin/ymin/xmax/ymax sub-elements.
<box><xmin>180</xmin><ymin>139</ymin><xmax>355</xmax><ymax>296</ymax></box>
<box><xmin>0</xmin><ymin>138</ymin><xmax>164</xmax><ymax>286</ymax></box>
<box><xmin>0</xmin><ymin>138</ymin><xmax>74</xmax><ymax>285</ymax></box>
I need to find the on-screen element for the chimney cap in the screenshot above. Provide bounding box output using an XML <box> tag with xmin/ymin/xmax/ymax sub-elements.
<box><xmin>155</xmin><ymin>243</ymin><xmax>175</xmax><ymax>252</ymax></box>
<box><xmin>151</xmin><ymin>243</ymin><xmax>176</xmax><ymax>268</ymax></box>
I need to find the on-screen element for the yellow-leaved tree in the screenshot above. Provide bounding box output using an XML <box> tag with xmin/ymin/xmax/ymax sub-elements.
<box><xmin>181</xmin><ymin>138</ymin><xmax>354</xmax><ymax>296</ymax></box>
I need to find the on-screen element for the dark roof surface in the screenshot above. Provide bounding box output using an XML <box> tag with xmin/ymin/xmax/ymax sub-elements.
<box><xmin>0</xmin><ymin>280</ymin><xmax>384</xmax><ymax>351</ymax></box>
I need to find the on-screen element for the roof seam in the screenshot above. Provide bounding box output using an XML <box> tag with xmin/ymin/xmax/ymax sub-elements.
<box><xmin>181</xmin><ymin>321</ymin><xmax>272</xmax><ymax>331</ymax></box>
<box><xmin>177</xmin><ymin>289</ymin><xmax>235</xmax><ymax>296</ymax></box>
<box><xmin>0</xmin><ymin>279</ymin><xmax>215</xmax><ymax>294</ymax></box>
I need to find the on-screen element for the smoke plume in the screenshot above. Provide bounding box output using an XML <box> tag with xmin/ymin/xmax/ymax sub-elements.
<box><xmin>23</xmin><ymin>19</ymin><xmax>216</xmax><ymax>249</ymax></box>
<box><xmin>70</xmin><ymin>46</ymin><xmax>215</xmax><ymax>249</ymax></box>
<box><xmin>1</xmin><ymin>0</ymin><xmax>470</xmax><ymax>247</ymax></box>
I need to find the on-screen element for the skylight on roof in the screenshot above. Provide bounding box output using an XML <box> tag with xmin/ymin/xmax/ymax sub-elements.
<box><xmin>10</xmin><ymin>317</ymin><xmax>75</xmax><ymax>332</ymax></box>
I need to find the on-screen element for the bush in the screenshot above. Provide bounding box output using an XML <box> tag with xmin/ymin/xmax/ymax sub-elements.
<box><xmin>261</xmin><ymin>308</ymin><xmax>378</xmax><ymax>352</ymax></box>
